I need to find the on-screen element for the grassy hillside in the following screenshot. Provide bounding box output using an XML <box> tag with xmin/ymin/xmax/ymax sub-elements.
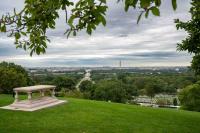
<box><xmin>0</xmin><ymin>94</ymin><xmax>200</xmax><ymax>133</ymax></box>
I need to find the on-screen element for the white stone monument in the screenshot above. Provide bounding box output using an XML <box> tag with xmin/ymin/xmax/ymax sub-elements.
<box><xmin>0</xmin><ymin>85</ymin><xmax>66</xmax><ymax>111</ymax></box>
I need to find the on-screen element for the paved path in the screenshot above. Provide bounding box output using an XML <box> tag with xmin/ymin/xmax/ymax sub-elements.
<box><xmin>76</xmin><ymin>69</ymin><xmax>91</xmax><ymax>91</ymax></box>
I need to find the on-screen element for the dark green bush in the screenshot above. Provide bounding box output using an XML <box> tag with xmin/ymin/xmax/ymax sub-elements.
<box><xmin>0</xmin><ymin>62</ymin><xmax>32</xmax><ymax>93</ymax></box>
<box><xmin>179</xmin><ymin>84</ymin><xmax>200</xmax><ymax>112</ymax></box>
<box><xmin>54</xmin><ymin>76</ymin><xmax>76</xmax><ymax>92</ymax></box>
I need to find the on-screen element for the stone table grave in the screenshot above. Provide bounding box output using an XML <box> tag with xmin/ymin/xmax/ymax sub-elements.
<box><xmin>0</xmin><ymin>85</ymin><xmax>66</xmax><ymax>111</ymax></box>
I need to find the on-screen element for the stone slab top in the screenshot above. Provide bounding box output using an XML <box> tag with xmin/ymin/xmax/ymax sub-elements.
<box><xmin>14</xmin><ymin>85</ymin><xmax>56</xmax><ymax>92</ymax></box>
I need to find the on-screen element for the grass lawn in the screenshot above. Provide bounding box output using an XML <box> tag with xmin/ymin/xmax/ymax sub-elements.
<box><xmin>0</xmin><ymin>94</ymin><xmax>200</xmax><ymax>133</ymax></box>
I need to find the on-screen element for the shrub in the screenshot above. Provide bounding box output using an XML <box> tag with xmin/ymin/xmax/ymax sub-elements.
<box><xmin>54</xmin><ymin>76</ymin><xmax>76</xmax><ymax>92</ymax></box>
<box><xmin>173</xmin><ymin>98</ymin><xmax>178</xmax><ymax>106</ymax></box>
<box><xmin>65</xmin><ymin>90</ymin><xmax>84</xmax><ymax>98</ymax></box>
<box><xmin>156</xmin><ymin>99</ymin><xmax>171</xmax><ymax>106</ymax></box>
<box><xmin>56</xmin><ymin>88</ymin><xmax>66</xmax><ymax>97</ymax></box>
<box><xmin>178</xmin><ymin>84</ymin><xmax>200</xmax><ymax>112</ymax></box>
<box><xmin>94</xmin><ymin>80</ymin><xmax>127</xmax><ymax>103</ymax></box>
<box><xmin>79</xmin><ymin>80</ymin><xmax>94</xmax><ymax>92</ymax></box>
<box><xmin>83</xmin><ymin>92</ymin><xmax>91</xmax><ymax>99</ymax></box>
<box><xmin>0</xmin><ymin>62</ymin><xmax>31</xmax><ymax>93</ymax></box>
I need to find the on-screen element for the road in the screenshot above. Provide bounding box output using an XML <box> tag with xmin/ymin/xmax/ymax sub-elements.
<box><xmin>76</xmin><ymin>69</ymin><xmax>91</xmax><ymax>91</ymax></box>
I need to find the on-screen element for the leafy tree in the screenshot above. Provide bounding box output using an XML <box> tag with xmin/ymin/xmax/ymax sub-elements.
<box><xmin>150</xmin><ymin>78</ymin><xmax>167</xmax><ymax>93</ymax></box>
<box><xmin>54</xmin><ymin>76</ymin><xmax>76</xmax><ymax>91</ymax></box>
<box><xmin>79</xmin><ymin>80</ymin><xmax>94</xmax><ymax>92</ymax></box>
<box><xmin>175</xmin><ymin>78</ymin><xmax>193</xmax><ymax>90</ymax></box>
<box><xmin>175</xmin><ymin>0</ymin><xmax>200</xmax><ymax>75</ymax></box>
<box><xmin>191</xmin><ymin>55</ymin><xmax>200</xmax><ymax>75</ymax></box>
<box><xmin>196</xmin><ymin>80</ymin><xmax>200</xmax><ymax>85</ymax></box>
<box><xmin>124</xmin><ymin>84</ymin><xmax>138</xmax><ymax>99</ymax></box>
<box><xmin>117</xmin><ymin>73</ymin><xmax>128</xmax><ymax>83</ymax></box>
<box><xmin>144</xmin><ymin>82</ymin><xmax>156</xmax><ymax>99</ymax></box>
<box><xmin>164</xmin><ymin>84</ymin><xmax>177</xmax><ymax>94</ymax></box>
<box><xmin>0</xmin><ymin>0</ymin><xmax>177</xmax><ymax>55</ymax></box>
<box><xmin>143</xmin><ymin>78</ymin><xmax>167</xmax><ymax>98</ymax></box>
<box><xmin>134</xmin><ymin>78</ymin><xmax>146</xmax><ymax>90</ymax></box>
<box><xmin>0</xmin><ymin>61</ymin><xmax>28</xmax><ymax>76</ymax></box>
<box><xmin>0</xmin><ymin>62</ymin><xmax>30</xmax><ymax>93</ymax></box>
<box><xmin>178</xmin><ymin>83</ymin><xmax>200</xmax><ymax>112</ymax></box>
<box><xmin>32</xmin><ymin>74</ymin><xmax>55</xmax><ymax>85</ymax></box>
<box><xmin>94</xmin><ymin>79</ymin><xmax>127</xmax><ymax>103</ymax></box>
<box><xmin>108</xmin><ymin>85</ymin><xmax>127</xmax><ymax>103</ymax></box>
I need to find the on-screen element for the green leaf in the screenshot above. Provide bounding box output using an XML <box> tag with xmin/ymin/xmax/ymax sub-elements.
<box><xmin>21</xmin><ymin>32</ymin><xmax>27</xmax><ymax>36</ymax></box>
<box><xmin>124</xmin><ymin>0</ymin><xmax>138</xmax><ymax>11</ymax></box>
<box><xmin>137</xmin><ymin>11</ymin><xmax>144</xmax><ymax>24</ymax></box>
<box><xmin>125</xmin><ymin>4</ymin><xmax>129</xmax><ymax>12</ymax></box>
<box><xmin>36</xmin><ymin>46</ymin><xmax>41</xmax><ymax>55</ymax></box>
<box><xmin>23</xmin><ymin>44</ymin><xmax>27</xmax><ymax>50</ymax></box>
<box><xmin>172</xmin><ymin>0</ymin><xmax>177</xmax><ymax>10</ymax></box>
<box><xmin>100</xmin><ymin>15</ymin><xmax>106</xmax><ymax>26</ymax></box>
<box><xmin>68</xmin><ymin>15</ymin><xmax>75</xmax><ymax>27</ymax></box>
<box><xmin>30</xmin><ymin>49</ymin><xmax>34</xmax><ymax>56</ymax></box>
<box><xmin>145</xmin><ymin>9</ymin><xmax>149</xmax><ymax>18</ymax></box>
<box><xmin>73</xmin><ymin>31</ymin><xmax>76</xmax><ymax>36</ymax></box>
<box><xmin>87</xmin><ymin>0</ymin><xmax>94</xmax><ymax>5</ymax></box>
<box><xmin>17</xmin><ymin>20</ymin><xmax>22</xmax><ymax>27</ymax></box>
<box><xmin>87</xmin><ymin>25</ymin><xmax>92</xmax><ymax>35</ymax></box>
<box><xmin>151</xmin><ymin>7</ymin><xmax>160</xmax><ymax>16</ymax></box>
<box><xmin>140</xmin><ymin>0</ymin><xmax>150</xmax><ymax>8</ymax></box>
<box><xmin>155</xmin><ymin>0</ymin><xmax>161</xmax><ymax>7</ymax></box>
<box><xmin>99</xmin><ymin>0</ymin><xmax>106</xmax><ymax>4</ymax></box>
<box><xmin>66</xmin><ymin>30</ymin><xmax>71</xmax><ymax>38</ymax></box>
<box><xmin>0</xmin><ymin>24</ymin><xmax>6</xmax><ymax>32</ymax></box>
<box><xmin>15</xmin><ymin>32</ymin><xmax>21</xmax><ymax>39</ymax></box>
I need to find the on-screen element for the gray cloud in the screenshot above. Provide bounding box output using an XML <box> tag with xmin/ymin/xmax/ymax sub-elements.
<box><xmin>0</xmin><ymin>0</ymin><xmax>192</xmax><ymax>67</ymax></box>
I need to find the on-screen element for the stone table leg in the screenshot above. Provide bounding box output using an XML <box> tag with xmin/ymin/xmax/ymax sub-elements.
<box><xmin>14</xmin><ymin>91</ymin><xmax>19</xmax><ymax>103</ymax></box>
<box><xmin>28</xmin><ymin>92</ymin><xmax>32</xmax><ymax>100</ymax></box>
<box><xmin>40</xmin><ymin>90</ymin><xmax>45</xmax><ymax>97</ymax></box>
<box><xmin>51</xmin><ymin>88</ymin><xmax>56</xmax><ymax>98</ymax></box>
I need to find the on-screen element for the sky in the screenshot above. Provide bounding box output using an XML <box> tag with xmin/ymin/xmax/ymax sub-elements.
<box><xmin>0</xmin><ymin>0</ymin><xmax>191</xmax><ymax>67</ymax></box>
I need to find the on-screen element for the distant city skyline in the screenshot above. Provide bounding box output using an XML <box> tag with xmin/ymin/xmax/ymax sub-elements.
<box><xmin>0</xmin><ymin>0</ymin><xmax>192</xmax><ymax>67</ymax></box>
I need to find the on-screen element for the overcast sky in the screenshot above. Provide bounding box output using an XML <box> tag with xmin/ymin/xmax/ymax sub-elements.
<box><xmin>0</xmin><ymin>0</ymin><xmax>191</xmax><ymax>67</ymax></box>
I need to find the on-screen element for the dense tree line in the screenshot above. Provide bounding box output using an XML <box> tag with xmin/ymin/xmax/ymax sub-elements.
<box><xmin>1</xmin><ymin>62</ymin><xmax>200</xmax><ymax>111</ymax></box>
<box><xmin>0</xmin><ymin>62</ymin><xmax>82</xmax><ymax>94</ymax></box>
<box><xmin>77</xmin><ymin>72</ymin><xmax>196</xmax><ymax>103</ymax></box>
